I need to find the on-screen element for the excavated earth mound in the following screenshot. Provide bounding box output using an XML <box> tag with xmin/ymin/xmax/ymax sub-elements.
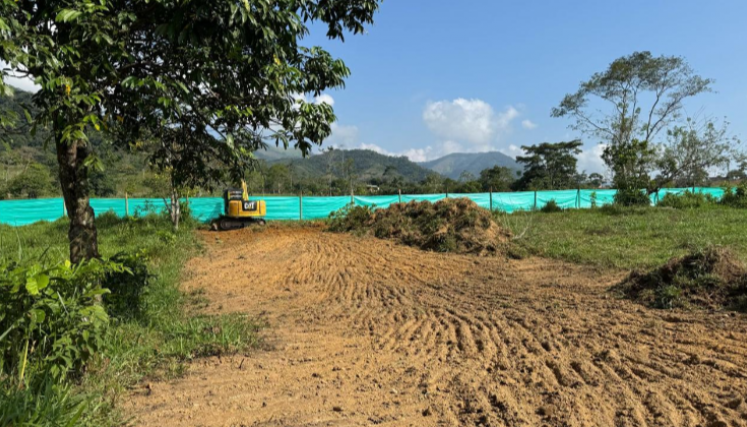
<box><xmin>616</xmin><ymin>246</ymin><xmax>747</xmax><ymax>310</ymax></box>
<box><xmin>330</xmin><ymin>198</ymin><xmax>511</xmax><ymax>255</ymax></box>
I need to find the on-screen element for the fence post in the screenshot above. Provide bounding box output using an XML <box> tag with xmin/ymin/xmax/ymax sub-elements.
<box><xmin>534</xmin><ymin>191</ymin><xmax>538</xmax><ymax>211</ymax></box>
<box><xmin>125</xmin><ymin>192</ymin><xmax>129</xmax><ymax>217</ymax></box>
<box><xmin>577</xmin><ymin>188</ymin><xmax>580</xmax><ymax>209</ymax></box>
<box><xmin>299</xmin><ymin>192</ymin><xmax>303</xmax><ymax>221</ymax></box>
<box><xmin>350</xmin><ymin>188</ymin><xmax>354</xmax><ymax>205</ymax></box>
<box><xmin>489</xmin><ymin>187</ymin><xmax>493</xmax><ymax>211</ymax></box>
<box><xmin>445</xmin><ymin>185</ymin><xmax>448</xmax><ymax>199</ymax></box>
<box><xmin>398</xmin><ymin>189</ymin><xmax>402</xmax><ymax>204</ymax></box>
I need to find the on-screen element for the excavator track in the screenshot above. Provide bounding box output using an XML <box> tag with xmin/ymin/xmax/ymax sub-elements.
<box><xmin>211</xmin><ymin>216</ymin><xmax>266</xmax><ymax>231</ymax></box>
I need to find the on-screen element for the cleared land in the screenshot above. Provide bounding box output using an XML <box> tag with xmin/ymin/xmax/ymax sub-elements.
<box><xmin>127</xmin><ymin>225</ymin><xmax>747</xmax><ymax>427</ymax></box>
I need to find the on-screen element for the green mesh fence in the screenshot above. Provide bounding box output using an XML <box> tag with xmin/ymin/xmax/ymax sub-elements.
<box><xmin>0</xmin><ymin>188</ymin><xmax>730</xmax><ymax>226</ymax></box>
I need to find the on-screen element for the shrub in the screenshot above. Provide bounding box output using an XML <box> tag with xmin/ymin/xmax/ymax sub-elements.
<box><xmin>0</xmin><ymin>258</ymin><xmax>124</xmax><ymax>380</ymax></box>
<box><xmin>540</xmin><ymin>200</ymin><xmax>562</xmax><ymax>213</ymax></box>
<box><xmin>0</xmin><ymin>375</ymin><xmax>86</xmax><ymax>427</ymax></box>
<box><xmin>720</xmin><ymin>183</ymin><xmax>747</xmax><ymax>208</ymax></box>
<box><xmin>657</xmin><ymin>191</ymin><xmax>716</xmax><ymax>209</ymax></box>
<box><xmin>103</xmin><ymin>251</ymin><xmax>150</xmax><ymax>320</ymax></box>
<box><xmin>614</xmin><ymin>188</ymin><xmax>651</xmax><ymax>206</ymax></box>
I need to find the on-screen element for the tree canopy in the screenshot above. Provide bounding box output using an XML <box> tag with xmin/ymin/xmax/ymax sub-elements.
<box><xmin>552</xmin><ymin>51</ymin><xmax>712</xmax><ymax>203</ymax></box>
<box><xmin>512</xmin><ymin>140</ymin><xmax>582</xmax><ymax>191</ymax></box>
<box><xmin>0</xmin><ymin>0</ymin><xmax>382</xmax><ymax>261</ymax></box>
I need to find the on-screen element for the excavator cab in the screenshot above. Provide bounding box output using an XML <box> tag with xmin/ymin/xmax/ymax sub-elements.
<box><xmin>212</xmin><ymin>181</ymin><xmax>267</xmax><ymax>230</ymax></box>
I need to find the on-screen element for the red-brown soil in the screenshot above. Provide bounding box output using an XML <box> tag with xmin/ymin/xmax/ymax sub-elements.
<box><xmin>126</xmin><ymin>226</ymin><xmax>747</xmax><ymax>427</ymax></box>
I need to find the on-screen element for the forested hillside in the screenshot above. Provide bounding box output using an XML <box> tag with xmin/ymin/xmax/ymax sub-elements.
<box><xmin>271</xmin><ymin>149</ymin><xmax>433</xmax><ymax>182</ymax></box>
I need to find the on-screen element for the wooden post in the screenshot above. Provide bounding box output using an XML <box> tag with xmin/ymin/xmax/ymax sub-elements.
<box><xmin>445</xmin><ymin>185</ymin><xmax>449</xmax><ymax>199</ymax></box>
<box><xmin>299</xmin><ymin>192</ymin><xmax>303</xmax><ymax>221</ymax></box>
<box><xmin>489</xmin><ymin>187</ymin><xmax>493</xmax><ymax>211</ymax></box>
<box><xmin>398</xmin><ymin>189</ymin><xmax>402</xmax><ymax>204</ymax></box>
<box><xmin>577</xmin><ymin>188</ymin><xmax>581</xmax><ymax>209</ymax></box>
<box><xmin>125</xmin><ymin>192</ymin><xmax>129</xmax><ymax>217</ymax></box>
<box><xmin>534</xmin><ymin>191</ymin><xmax>538</xmax><ymax>211</ymax></box>
<box><xmin>350</xmin><ymin>188</ymin><xmax>354</xmax><ymax>205</ymax></box>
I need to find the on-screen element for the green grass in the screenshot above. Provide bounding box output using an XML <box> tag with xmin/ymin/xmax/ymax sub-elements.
<box><xmin>0</xmin><ymin>212</ymin><xmax>261</xmax><ymax>426</ymax></box>
<box><xmin>498</xmin><ymin>205</ymin><xmax>747</xmax><ymax>270</ymax></box>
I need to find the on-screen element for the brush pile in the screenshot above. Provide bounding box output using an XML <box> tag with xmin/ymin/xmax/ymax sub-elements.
<box><xmin>329</xmin><ymin>198</ymin><xmax>511</xmax><ymax>255</ymax></box>
<box><xmin>615</xmin><ymin>246</ymin><xmax>747</xmax><ymax>311</ymax></box>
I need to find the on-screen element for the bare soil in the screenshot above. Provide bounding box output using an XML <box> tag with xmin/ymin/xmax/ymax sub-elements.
<box><xmin>126</xmin><ymin>226</ymin><xmax>747</xmax><ymax>427</ymax></box>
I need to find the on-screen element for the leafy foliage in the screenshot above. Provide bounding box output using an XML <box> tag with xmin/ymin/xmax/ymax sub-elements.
<box><xmin>657</xmin><ymin>191</ymin><xmax>716</xmax><ymax>209</ymax></box>
<box><xmin>513</xmin><ymin>140</ymin><xmax>582</xmax><ymax>191</ymax></box>
<box><xmin>553</xmin><ymin>51</ymin><xmax>712</xmax><ymax>195</ymax></box>
<box><xmin>1</xmin><ymin>0</ymin><xmax>383</xmax><ymax>260</ymax></box>
<box><xmin>478</xmin><ymin>166</ymin><xmax>516</xmax><ymax>192</ymax></box>
<box><xmin>102</xmin><ymin>251</ymin><xmax>150</xmax><ymax>320</ymax></box>
<box><xmin>0</xmin><ymin>258</ymin><xmax>122</xmax><ymax>380</ymax></box>
<box><xmin>657</xmin><ymin>117</ymin><xmax>740</xmax><ymax>188</ymax></box>
<box><xmin>0</xmin><ymin>213</ymin><xmax>262</xmax><ymax>425</ymax></box>
<box><xmin>540</xmin><ymin>199</ymin><xmax>563</xmax><ymax>213</ymax></box>
<box><xmin>719</xmin><ymin>183</ymin><xmax>747</xmax><ymax>208</ymax></box>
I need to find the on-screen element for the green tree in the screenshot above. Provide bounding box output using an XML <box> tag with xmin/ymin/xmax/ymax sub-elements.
<box><xmin>585</xmin><ymin>172</ymin><xmax>605</xmax><ymax>188</ymax></box>
<box><xmin>6</xmin><ymin>163</ymin><xmax>55</xmax><ymax>198</ymax></box>
<box><xmin>656</xmin><ymin>117</ymin><xmax>740</xmax><ymax>188</ymax></box>
<box><xmin>458</xmin><ymin>171</ymin><xmax>476</xmax><ymax>182</ymax></box>
<box><xmin>478</xmin><ymin>166</ymin><xmax>515</xmax><ymax>192</ymax></box>
<box><xmin>1</xmin><ymin>0</ymin><xmax>382</xmax><ymax>262</ymax></box>
<box><xmin>552</xmin><ymin>52</ymin><xmax>712</xmax><ymax>204</ymax></box>
<box><xmin>512</xmin><ymin>140</ymin><xmax>582</xmax><ymax>190</ymax></box>
<box><xmin>266</xmin><ymin>164</ymin><xmax>291</xmax><ymax>194</ymax></box>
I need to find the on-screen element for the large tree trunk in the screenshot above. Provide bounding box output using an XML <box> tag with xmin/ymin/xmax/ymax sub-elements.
<box><xmin>56</xmin><ymin>137</ymin><xmax>99</xmax><ymax>263</ymax></box>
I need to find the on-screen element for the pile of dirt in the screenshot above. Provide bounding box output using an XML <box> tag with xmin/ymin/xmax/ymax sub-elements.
<box><xmin>329</xmin><ymin>198</ymin><xmax>511</xmax><ymax>255</ymax></box>
<box><xmin>615</xmin><ymin>246</ymin><xmax>747</xmax><ymax>311</ymax></box>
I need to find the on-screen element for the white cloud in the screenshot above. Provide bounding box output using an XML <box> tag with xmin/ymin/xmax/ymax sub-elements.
<box><xmin>292</xmin><ymin>92</ymin><xmax>335</xmax><ymax>106</ymax></box>
<box><xmin>1</xmin><ymin>63</ymin><xmax>40</xmax><ymax>93</ymax></box>
<box><xmin>323</xmin><ymin>98</ymin><xmax>526</xmax><ymax>163</ymax></box>
<box><xmin>314</xmin><ymin>93</ymin><xmax>335</xmax><ymax>106</ymax></box>
<box><xmin>521</xmin><ymin>119</ymin><xmax>537</xmax><ymax>130</ymax></box>
<box><xmin>577</xmin><ymin>143</ymin><xmax>608</xmax><ymax>174</ymax></box>
<box><xmin>422</xmin><ymin>98</ymin><xmax>520</xmax><ymax>153</ymax></box>
<box><xmin>325</xmin><ymin>122</ymin><xmax>359</xmax><ymax>148</ymax></box>
<box><xmin>354</xmin><ymin>142</ymin><xmax>455</xmax><ymax>163</ymax></box>
<box><xmin>499</xmin><ymin>144</ymin><xmax>526</xmax><ymax>159</ymax></box>
<box><xmin>400</xmin><ymin>148</ymin><xmax>432</xmax><ymax>162</ymax></box>
<box><xmin>359</xmin><ymin>142</ymin><xmax>389</xmax><ymax>154</ymax></box>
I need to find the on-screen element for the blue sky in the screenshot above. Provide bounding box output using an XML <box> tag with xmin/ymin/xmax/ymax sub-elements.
<box><xmin>304</xmin><ymin>0</ymin><xmax>747</xmax><ymax>172</ymax></box>
<box><xmin>5</xmin><ymin>1</ymin><xmax>745</xmax><ymax>172</ymax></box>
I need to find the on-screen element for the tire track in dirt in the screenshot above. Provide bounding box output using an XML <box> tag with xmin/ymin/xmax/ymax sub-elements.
<box><xmin>127</xmin><ymin>226</ymin><xmax>747</xmax><ymax>427</ymax></box>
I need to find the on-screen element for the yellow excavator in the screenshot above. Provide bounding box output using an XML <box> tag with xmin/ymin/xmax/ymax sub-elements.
<box><xmin>211</xmin><ymin>180</ymin><xmax>267</xmax><ymax>231</ymax></box>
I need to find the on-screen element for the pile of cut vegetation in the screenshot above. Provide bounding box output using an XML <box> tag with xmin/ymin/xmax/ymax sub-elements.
<box><xmin>614</xmin><ymin>246</ymin><xmax>747</xmax><ymax>311</ymax></box>
<box><xmin>329</xmin><ymin>198</ymin><xmax>511</xmax><ymax>255</ymax></box>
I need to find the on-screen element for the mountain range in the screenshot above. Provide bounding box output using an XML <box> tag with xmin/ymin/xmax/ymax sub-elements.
<box><xmin>257</xmin><ymin>147</ymin><xmax>522</xmax><ymax>182</ymax></box>
<box><xmin>419</xmin><ymin>152</ymin><xmax>520</xmax><ymax>180</ymax></box>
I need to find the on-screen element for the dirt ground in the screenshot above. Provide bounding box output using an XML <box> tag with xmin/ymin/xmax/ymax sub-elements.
<box><xmin>126</xmin><ymin>226</ymin><xmax>747</xmax><ymax>427</ymax></box>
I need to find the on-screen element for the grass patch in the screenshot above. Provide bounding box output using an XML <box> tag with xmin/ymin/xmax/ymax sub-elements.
<box><xmin>498</xmin><ymin>205</ymin><xmax>747</xmax><ymax>269</ymax></box>
<box><xmin>0</xmin><ymin>213</ymin><xmax>261</xmax><ymax>426</ymax></box>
